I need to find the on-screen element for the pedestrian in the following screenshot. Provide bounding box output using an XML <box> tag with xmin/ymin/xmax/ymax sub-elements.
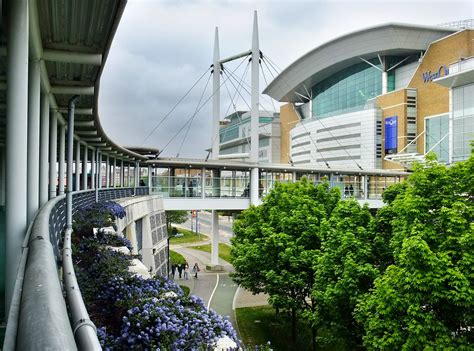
<box><xmin>171</xmin><ymin>264</ymin><xmax>177</xmax><ymax>279</ymax></box>
<box><xmin>349</xmin><ymin>184</ymin><xmax>354</xmax><ymax>197</ymax></box>
<box><xmin>183</xmin><ymin>263</ymin><xmax>189</xmax><ymax>280</ymax></box>
<box><xmin>192</xmin><ymin>263</ymin><xmax>200</xmax><ymax>279</ymax></box>
<box><xmin>177</xmin><ymin>264</ymin><xmax>183</xmax><ymax>279</ymax></box>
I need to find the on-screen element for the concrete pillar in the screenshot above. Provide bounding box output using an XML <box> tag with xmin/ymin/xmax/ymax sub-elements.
<box><xmin>105</xmin><ymin>155</ymin><xmax>110</xmax><ymax>188</ymax></box>
<box><xmin>75</xmin><ymin>139</ymin><xmax>80</xmax><ymax>191</ymax></box>
<box><xmin>58</xmin><ymin>124</ymin><xmax>65</xmax><ymax>195</ymax></box>
<box><xmin>250</xmin><ymin>168</ymin><xmax>259</xmax><ymax>205</ymax></box>
<box><xmin>5</xmin><ymin>0</ymin><xmax>29</xmax><ymax>313</ymax></box>
<box><xmin>82</xmin><ymin>144</ymin><xmax>88</xmax><ymax>190</ymax></box>
<box><xmin>39</xmin><ymin>93</ymin><xmax>50</xmax><ymax>206</ymax></box>
<box><xmin>127</xmin><ymin>164</ymin><xmax>131</xmax><ymax>187</ymax></box>
<box><xmin>27</xmin><ymin>59</ymin><xmax>41</xmax><ymax>222</ymax></box>
<box><xmin>211</xmin><ymin>210</ymin><xmax>219</xmax><ymax>266</ymax></box>
<box><xmin>49</xmin><ymin>113</ymin><xmax>57</xmax><ymax>199</ymax></box>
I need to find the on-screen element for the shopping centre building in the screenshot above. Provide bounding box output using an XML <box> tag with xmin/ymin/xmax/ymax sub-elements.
<box><xmin>264</xmin><ymin>21</ymin><xmax>474</xmax><ymax>170</ymax></box>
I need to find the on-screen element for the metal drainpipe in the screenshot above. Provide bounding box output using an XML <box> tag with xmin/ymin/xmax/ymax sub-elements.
<box><xmin>66</xmin><ymin>95</ymin><xmax>80</xmax><ymax>230</ymax></box>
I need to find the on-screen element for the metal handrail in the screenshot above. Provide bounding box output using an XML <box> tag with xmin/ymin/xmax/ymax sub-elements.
<box><xmin>4</xmin><ymin>186</ymin><xmax>149</xmax><ymax>350</ymax></box>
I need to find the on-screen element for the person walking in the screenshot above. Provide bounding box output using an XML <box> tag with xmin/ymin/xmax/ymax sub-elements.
<box><xmin>192</xmin><ymin>263</ymin><xmax>200</xmax><ymax>279</ymax></box>
<box><xmin>177</xmin><ymin>264</ymin><xmax>183</xmax><ymax>279</ymax></box>
<box><xmin>183</xmin><ymin>263</ymin><xmax>189</xmax><ymax>280</ymax></box>
<box><xmin>171</xmin><ymin>264</ymin><xmax>177</xmax><ymax>279</ymax></box>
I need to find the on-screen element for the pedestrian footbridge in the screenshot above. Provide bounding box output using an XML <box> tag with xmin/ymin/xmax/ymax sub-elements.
<box><xmin>0</xmin><ymin>0</ymin><xmax>409</xmax><ymax>349</ymax></box>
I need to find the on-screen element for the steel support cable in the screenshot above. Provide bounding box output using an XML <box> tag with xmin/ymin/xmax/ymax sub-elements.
<box><xmin>160</xmin><ymin>55</ymin><xmax>250</xmax><ymax>156</ymax></box>
<box><xmin>260</xmin><ymin>62</ymin><xmax>277</xmax><ymax>112</ymax></box>
<box><xmin>141</xmin><ymin>66</ymin><xmax>212</xmax><ymax>145</ymax></box>
<box><xmin>176</xmin><ymin>72</ymin><xmax>212</xmax><ymax>157</ymax></box>
<box><xmin>223</xmin><ymin>68</ymin><xmax>276</xmax><ymax>137</ymax></box>
<box><xmin>221</xmin><ymin>62</ymin><xmax>253</xmax><ymax>151</ymax></box>
<box><xmin>224</xmin><ymin>65</ymin><xmax>278</xmax><ymax>114</ymax></box>
<box><xmin>261</xmin><ymin>54</ymin><xmax>282</xmax><ymax>75</ymax></box>
<box><xmin>207</xmin><ymin>55</ymin><xmax>253</xmax><ymax>155</ymax></box>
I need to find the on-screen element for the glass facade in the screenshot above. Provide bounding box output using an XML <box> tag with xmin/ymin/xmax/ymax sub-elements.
<box><xmin>312</xmin><ymin>58</ymin><xmax>383</xmax><ymax>118</ymax></box>
<box><xmin>452</xmin><ymin>83</ymin><xmax>474</xmax><ymax>162</ymax></box>
<box><xmin>425</xmin><ymin>114</ymin><xmax>449</xmax><ymax>163</ymax></box>
<box><xmin>310</xmin><ymin>57</ymin><xmax>407</xmax><ymax>119</ymax></box>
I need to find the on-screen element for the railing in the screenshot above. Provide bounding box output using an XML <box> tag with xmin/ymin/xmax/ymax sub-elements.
<box><xmin>151</xmin><ymin>176</ymin><xmax>250</xmax><ymax>198</ymax></box>
<box><xmin>151</xmin><ymin>174</ymin><xmax>401</xmax><ymax>201</ymax></box>
<box><xmin>4</xmin><ymin>187</ymin><xmax>150</xmax><ymax>350</ymax></box>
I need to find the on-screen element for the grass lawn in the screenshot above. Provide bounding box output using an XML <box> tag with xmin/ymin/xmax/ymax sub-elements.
<box><xmin>169</xmin><ymin>227</ymin><xmax>208</xmax><ymax>244</ymax></box>
<box><xmin>191</xmin><ymin>243</ymin><xmax>231</xmax><ymax>263</ymax></box>
<box><xmin>236</xmin><ymin>305</ymin><xmax>350</xmax><ymax>351</ymax></box>
<box><xmin>169</xmin><ymin>250</ymin><xmax>186</xmax><ymax>265</ymax></box>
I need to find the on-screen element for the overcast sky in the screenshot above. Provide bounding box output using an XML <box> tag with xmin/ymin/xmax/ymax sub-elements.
<box><xmin>99</xmin><ymin>0</ymin><xmax>473</xmax><ymax>159</ymax></box>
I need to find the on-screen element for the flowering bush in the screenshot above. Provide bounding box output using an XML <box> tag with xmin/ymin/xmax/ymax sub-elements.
<box><xmin>73</xmin><ymin>201</ymin><xmax>126</xmax><ymax>237</ymax></box>
<box><xmin>74</xmin><ymin>230</ymin><xmax>238</xmax><ymax>350</ymax></box>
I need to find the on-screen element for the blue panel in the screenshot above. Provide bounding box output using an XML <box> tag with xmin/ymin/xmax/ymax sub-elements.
<box><xmin>385</xmin><ymin>116</ymin><xmax>398</xmax><ymax>154</ymax></box>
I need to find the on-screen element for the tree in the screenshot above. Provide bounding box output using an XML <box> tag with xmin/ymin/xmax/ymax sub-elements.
<box><xmin>231</xmin><ymin>179</ymin><xmax>340</xmax><ymax>348</ymax></box>
<box><xmin>310</xmin><ymin>200</ymin><xmax>379</xmax><ymax>349</ymax></box>
<box><xmin>165</xmin><ymin>210</ymin><xmax>188</xmax><ymax>233</ymax></box>
<box><xmin>356</xmin><ymin>153</ymin><xmax>474</xmax><ymax>350</ymax></box>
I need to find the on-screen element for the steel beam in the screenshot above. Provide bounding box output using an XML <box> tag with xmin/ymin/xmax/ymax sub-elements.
<box><xmin>50</xmin><ymin>85</ymin><xmax>94</xmax><ymax>96</ymax></box>
<box><xmin>43</xmin><ymin>49</ymin><xmax>102</xmax><ymax>65</ymax></box>
<box><xmin>83</xmin><ymin>143</ymin><xmax>88</xmax><ymax>190</ymax></box>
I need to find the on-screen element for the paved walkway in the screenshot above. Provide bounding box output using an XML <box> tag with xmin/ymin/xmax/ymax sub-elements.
<box><xmin>170</xmin><ymin>242</ymin><xmax>269</xmax><ymax>334</ymax></box>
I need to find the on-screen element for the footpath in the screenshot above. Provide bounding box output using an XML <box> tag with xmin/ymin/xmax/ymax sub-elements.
<box><xmin>170</xmin><ymin>241</ymin><xmax>269</xmax><ymax>335</ymax></box>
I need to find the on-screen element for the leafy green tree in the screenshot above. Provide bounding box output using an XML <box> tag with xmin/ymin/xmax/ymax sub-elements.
<box><xmin>165</xmin><ymin>210</ymin><xmax>188</xmax><ymax>233</ymax></box>
<box><xmin>356</xmin><ymin>153</ymin><xmax>474</xmax><ymax>350</ymax></box>
<box><xmin>231</xmin><ymin>179</ymin><xmax>340</xmax><ymax>347</ymax></box>
<box><xmin>310</xmin><ymin>200</ymin><xmax>378</xmax><ymax>349</ymax></box>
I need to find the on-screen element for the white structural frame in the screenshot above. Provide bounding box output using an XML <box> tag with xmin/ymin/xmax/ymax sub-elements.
<box><xmin>209</xmin><ymin>11</ymin><xmax>261</xmax><ymax>266</ymax></box>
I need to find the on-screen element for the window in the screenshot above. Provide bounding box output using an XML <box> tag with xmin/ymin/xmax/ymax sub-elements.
<box><xmin>425</xmin><ymin>114</ymin><xmax>449</xmax><ymax>163</ymax></box>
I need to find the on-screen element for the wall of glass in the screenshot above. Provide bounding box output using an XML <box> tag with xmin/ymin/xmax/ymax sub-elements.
<box><xmin>425</xmin><ymin>114</ymin><xmax>449</xmax><ymax>163</ymax></box>
<box><xmin>310</xmin><ymin>57</ymin><xmax>407</xmax><ymax>119</ymax></box>
<box><xmin>452</xmin><ymin>83</ymin><xmax>474</xmax><ymax>162</ymax></box>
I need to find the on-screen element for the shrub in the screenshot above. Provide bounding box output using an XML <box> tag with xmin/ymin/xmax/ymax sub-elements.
<box><xmin>73</xmin><ymin>201</ymin><xmax>126</xmax><ymax>237</ymax></box>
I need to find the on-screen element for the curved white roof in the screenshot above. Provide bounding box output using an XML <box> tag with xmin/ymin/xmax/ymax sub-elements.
<box><xmin>263</xmin><ymin>23</ymin><xmax>455</xmax><ymax>102</ymax></box>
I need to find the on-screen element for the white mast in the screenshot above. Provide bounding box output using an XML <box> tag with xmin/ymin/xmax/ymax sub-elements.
<box><xmin>211</xmin><ymin>27</ymin><xmax>220</xmax><ymax>160</ymax></box>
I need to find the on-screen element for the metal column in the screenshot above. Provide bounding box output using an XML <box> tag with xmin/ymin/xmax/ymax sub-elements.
<box><xmin>212</xmin><ymin>27</ymin><xmax>220</xmax><ymax>159</ymax></box>
<box><xmin>113</xmin><ymin>157</ymin><xmax>117</xmax><ymax>187</ymax></box>
<box><xmin>147</xmin><ymin>165</ymin><xmax>152</xmax><ymax>191</ymax></box>
<box><xmin>91</xmin><ymin>147</ymin><xmax>95</xmax><ymax>189</ymax></box>
<box><xmin>39</xmin><ymin>93</ymin><xmax>50</xmax><ymax>206</ymax></box>
<box><xmin>82</xmin><ymin>144</ymin><xmax>88</xmax><ymax>190</ymax></box>
<box><xmin>135</xmin><ymin>162</ymin><xmax>139</xmax><ymax>187</ymax></box>
<box><xmin>75</xmin><ymin>139</ymin><xmax>80</xmax><ymax>191</ymax></box>
<box><xmin>5</xmin><ymin>0</ymin><xmax>29</xmax><ymax>312</ymax></box>
<box><xmin>250</xmin><ymin>11</ymin><xmax>260</xmax><ymax>206</ymax></box>
<box><xmin>66</xmin><ymin>96</ymin><xmax>79</xmax><ymax>230</ymax></box>
<box><xmin>27</xmin><ymin>59</ymin><xmax>41</xmax><ymax>222</ymax></box>
<box><xmin>120</xmin><ymin>160</ymin><xmax>124</xmax><ymax>187</ymax></box>
<box><xmin>98</xmin><ymin>152</ymin><xmax>102</xmax><ymax>189</ymax></box>
<box><xmin>211</xmin><ymin>210</ymin><xmax>219</xmax><ymax>266</ymax></box>
<box><xmin>58</xmin><ymin>124</ymin><xmax>65</xmax><ymax>195</ymax></box>
<box><xmin>105</xmin><ymin>155</ymin><xmax>110</xmax><ymax>188</ymax></box>
<box><xmin>49</xmin><ymin>112</ymin><xmax>58</xmax><ymax>199</ymax></box>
